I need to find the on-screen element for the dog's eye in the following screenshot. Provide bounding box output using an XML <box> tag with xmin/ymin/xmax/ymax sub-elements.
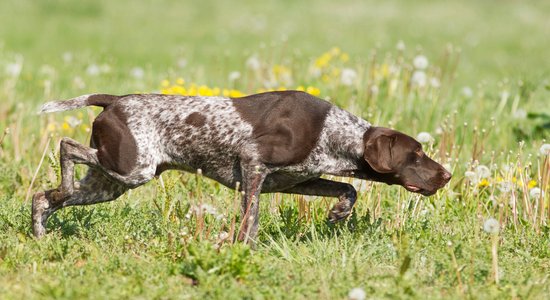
<box><xmin>415</xmin><ymin>149</ymin><xmax>423</xmax><ymax>157</ymax></box>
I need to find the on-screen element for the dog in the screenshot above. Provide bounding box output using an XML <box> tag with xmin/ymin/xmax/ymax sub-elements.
<box><xmin>32</xmin><ymin>91</ymin><xmax>451</xmax><ymax>241</ymax></box>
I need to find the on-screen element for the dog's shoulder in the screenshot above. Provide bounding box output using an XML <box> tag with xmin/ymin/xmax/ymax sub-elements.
<box><xmin>232</xmin><ymin>91</ymin><xmax>333</xmax><ymax>166</ymax></box>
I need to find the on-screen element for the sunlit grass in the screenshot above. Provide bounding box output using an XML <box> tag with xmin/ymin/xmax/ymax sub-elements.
<box><xmin>1</xmin><ymin>0</ymin><xmax>549</xmax><ymax>299</ymax></box>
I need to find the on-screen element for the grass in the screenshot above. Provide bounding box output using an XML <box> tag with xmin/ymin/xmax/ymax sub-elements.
<box><xmin>1</xmin><ymin>0</ymin><xmax>550</xmax><ymax>299</ymax></box>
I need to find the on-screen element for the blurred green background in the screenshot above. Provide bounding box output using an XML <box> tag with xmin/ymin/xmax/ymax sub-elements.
<box><xmin>2</xmin><ymin>0</ymin><xmax>549</xmax><ymax>84</ymax></box>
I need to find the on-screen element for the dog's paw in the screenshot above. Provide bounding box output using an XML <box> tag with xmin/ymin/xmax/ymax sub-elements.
<box><xmin>328</xmin><ymin>201</ymin><xmax>352</xmax><ymax>223</ymax></box>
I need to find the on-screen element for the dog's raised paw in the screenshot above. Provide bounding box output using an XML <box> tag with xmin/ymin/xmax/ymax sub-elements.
<box><xmin>328</xmin><ymin>201</ymin><xmax>352</xmax><ymax>223</ymax></box>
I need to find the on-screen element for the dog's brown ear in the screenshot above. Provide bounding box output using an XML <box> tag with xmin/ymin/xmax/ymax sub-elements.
<box><xmin>364</xmin><ymin>134</ymin><xmax>395</xmax><ymax>173</ymax></box>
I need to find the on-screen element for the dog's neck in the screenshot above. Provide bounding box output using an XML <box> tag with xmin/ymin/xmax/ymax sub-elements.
<box><xmin>313</xmin><ymin>106</ymin><xmax>371</xmax><ymax>176</ymax></box>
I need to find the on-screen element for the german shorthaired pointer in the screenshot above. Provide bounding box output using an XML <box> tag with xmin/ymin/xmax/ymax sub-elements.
<box><xmin>33</xmin><ymin>91</ymin><xmax>451</xmax><ymax>241</ymax></box>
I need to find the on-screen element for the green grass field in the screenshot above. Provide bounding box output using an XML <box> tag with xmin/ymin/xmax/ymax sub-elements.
<box><xmin>1</xmin><ymin>0</ymin><xmax>549</xmax><ymax>299</ymax></box>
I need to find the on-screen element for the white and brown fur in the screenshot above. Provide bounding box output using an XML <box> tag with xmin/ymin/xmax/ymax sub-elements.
<box><xmin>33</xmin><ymin>91</ymin><xmax>451</xmax><ymax>242</ymax></box>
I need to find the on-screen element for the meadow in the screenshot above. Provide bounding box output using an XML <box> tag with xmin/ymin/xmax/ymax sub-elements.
<box><xmin>1</xmin><ymin>0</ymin><xmax>549</xmax><ymax>299</ymax></box>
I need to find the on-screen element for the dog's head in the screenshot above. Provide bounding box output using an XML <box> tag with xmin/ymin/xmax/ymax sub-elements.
<box><xmin>362</xmin><ymin>127</ymin><xmax>451</xmax><ymax>196</ymax></box>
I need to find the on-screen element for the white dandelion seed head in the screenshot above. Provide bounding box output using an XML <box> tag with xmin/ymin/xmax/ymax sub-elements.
<box><xmin>218</xmin><ymin>231</ymin><xmax>229</xmax><ymax>241</ymax></box>
<box><xmin>529</xmin><ymin>187</ymin><xmax>543</xmax><ymax>199</ymax></box>
<box><xmin>430</xmin><ymin>77</ymin><xmax>441</xmax><ymax>88</ymax></box>
<box><xmin>411</xmin><ymin>70</ymin><xmax>427</xmax><ymax>87</ymax></box>
<box><xmin>86</xmin><ymin>64</ymin><xmax>100</xmax><ymax>76</ymax></box>
<box><xmin>498</xmin><ymin>181</ymin><xmax>513</xmax><ymax>193</ymax></box>
<box><xmin>130</xmin><ymin>67</ymin><xmax>144</xmax><ymax>79</ymax></box>
<box><xmin>62</xmin><ymin>52</ymin><xmax>73</xmax><ymax>63</ymax></box>
<box><xmin>72</xmin><ymin>76</ymin><xmax>86</xmax><ymax>89</ymax></box>
<box><xmin>483</xmin><ymin>218</ymin><xmax>500</xmax><ymax>234</ymax></box>
<box><xmin>396</xmin><ymin>40</ymin><xmax>406</xmax><ymax>51</ymax></box>
<box><xmin>475</xmin><ymin>165</ymin><xmax>491</xmax><ymax>179</ymax></box>
<box><xmin>246</xmin><ymin>55</ymin><xmax>261</xmax><ymax>71</ymax></box>
<box><xmin>348</xmin><ymin>287</ymin><xmax>366</xmax><ymax>300</ymax></box>
<box><xmin>513</xmin><ymin>109</ymin><xmax>527</xmax><ymax>119</ymax></box>
<box><xmin>416</xmin><ymin>132</ymin><xmax>433</xmax><ymax>143</ymax></box>
<box><xmin>461</xmin><ymin>86</ymin><xmax>473</xmax><ymax>98</ymax></box>
<box><xmin>464</xmin><ymin>171</ymin><xmax>477</xmax><ymax>181</ymax></box>
<box><xmin>228</xmin><ymin>71</ymin><xmax>241</xmax><ymax>82</ymax></box>
<box><xmin>539</xmin><ymin>144</ymin><xmax>550</xmax><ymax>156</ymax></box>
<box><xmin>177</xmin><ymin>58</ymin><xmax>188</xmax><ymax>69</ymax></box>
<box><xmin>500</xmin><ymin>91</ymin><xmax>510</xmax><ymax>99</ymax></box>
<box><xmin>6</xmin><ymin>62</ymin><xmax>22</xmax><ymax>77</ymax></box>
<box><xmin>66</xmin><ymin>116</ymin><xmax>81</xmax><ymax>128</ymax></box>
<box><xmin>341</xmin><ymin>68</ymin><xmax>357</xmax><ymax>86</ymax></box>
<box><xmin>413</xmin><ymin>55</ymin><xmax>429</xmax><ymax>70</ymax></box>
<box><xmin>370</xmin><ymin>85</ymin><xmax>379</xmax><ymax>95</ymax></box>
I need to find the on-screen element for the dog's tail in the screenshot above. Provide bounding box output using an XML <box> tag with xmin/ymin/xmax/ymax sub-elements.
<box><xmin>40</xmin><ymin>94</ymin><xmax>121</xmax><ymax>114</ymax></box>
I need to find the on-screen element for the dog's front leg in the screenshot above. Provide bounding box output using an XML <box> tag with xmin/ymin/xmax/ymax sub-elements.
<box><xmin>237</xmin><ymin>162</ymin><xmax>267</xmax><ymax>244</ymax></box>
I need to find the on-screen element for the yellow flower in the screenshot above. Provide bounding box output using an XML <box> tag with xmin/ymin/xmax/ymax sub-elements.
<box><xmin>306</xmin><ymin>86</ymin><xmax>320</xmax><ymax>96</ymax></box>
<box><xmin>176</xmin><ymin>78</ymin><xmax>185</xmax><ymax>85</ymax></box>
<box><xmin>161</xmin><ymin>79</ymin><xmax>170</xmax><ymax>88</ymax></box>
<box><xmin>527</xmin><ymin>180</ymin><xmax>537</xmax><ymax>189</ymax></box>
<box><xmin>478</xmin><ymin>179</ymin><xmax>490</xmax><ymax>188</ymax></box>
<box><xmin>46</xmin><ymin>123</ymin><xmax>56</xmax><ymax>132</ymax></box>
<box><xmin>61</xmin><ymin>122</ymin><xmax>73</xmax><ymax>134</ymax></box>
<box><xmin>229</xmin><ymin>89</ymin><xmax>245</xmax><ymax>98</ymax></box>
<box><xmin>340</xmin><ymin>53</ymin><xmax>349</xmax><ymax>63</ymax></box>
<box><xmin>296</xmin><ymin>86</ymin><xmax>305</xmax><ymax>91</ymax></box>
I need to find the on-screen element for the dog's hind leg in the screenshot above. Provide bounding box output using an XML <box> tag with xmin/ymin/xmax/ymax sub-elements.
<box><xmin>237</xmin><ymin>162</ymin><xmax>268</xmax><ymax>244</ymax></box>
<box><xmin>32</xmin><ymin>169</ymin><xmax>128</xmax><ymax>238</ymax></box>
<box><xmin>280</xmin><ymin>178</ymin><xmax>357</xmax><ymax>222</ymax></box>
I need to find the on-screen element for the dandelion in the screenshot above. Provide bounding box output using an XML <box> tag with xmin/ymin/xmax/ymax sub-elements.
<box><xmin>396</xmin><ymin>40</ymin><xmax>406</xmax><ymax>51</ymax></box>
<box><xmin>73</xmin><ymin>76</ymin><xmax>86</xmax><ymax>89</ymax></box>
<box><xmin>411</xmin><ymin>71</ymin><xmax>427</xmax><ymax>87</ymax></box>
<box><xmin>478</xmin><ymin>179</ymin><xmax>490</xmax><ymax>188</ymax></box>
<box><xmin>430</xmin><ymin>77</ymin><xmax>441</xmax><ymax>88</ymax></box>
<box><xmin>464</xmin><ymin>171</ymin><xmax>477</xmax><ymax>181</ymax></box>
<box><xmin>306</xmin><ymin>86</ymin><xmax>321</xmax><ymax>96</ymax></box>
<box><xmin>100</xmin><ymin>64</ymin><xmax>111</xmax><ymax>73</ymax></box>
<box><xmin>130</xmin><ymin>67</ymin><xmax>144</xmax><ymax>79</ymax></box>
<box><xmin>40</xmin><ymin>65</ymin><xmax>56</xmax><ymax>77</ymax></box>
<box><xmin>416</xmin><ymin>132</ymin><xmax>433</xmax><ymax>143</ymax></box>
<box><xmin>512</xmin><ymin>109</ymin><xmax>527</xmax><ymax>119</ymax></box>
<box><xmin>218</xmin><ymin>231</ymin><xmax>229</xmax><ymax>241</ymax></box>
<box><xmin>340</xmin><ymin>53</ymin><xmax>350</xmax><ymax>62</ymax></box>
<box><xmin>246</xmin><ymin>55</ymin><xmax>261</xmax><ymax>71</ymax></box>
<box><xmin>483</xmin><ymin>218</ymin><xmax>500</xmax><ymax>285</ymax></box>
<box><xmin>62</xmin><ymin>52</ymin><xmax>73</xmax><ymax>63</ymax></box>
<box><xmin>86</xmin><ymin>64</ymin><xmax>100</xmax><ymax>76</ymax></box>
<box><xmin>475</xmin><ymin>165</ymin><xmax>491</xmax><ymax>179</ymax></box>
<box><xmin>370</xmin><ymin>85</ymin><xmax>379</xmax><ymax>95</ymax></box>
<box><xmin>228</xmin><ymin>71</ymin><xmax>241</xmax><ymax>82</ymax></box>
<box><xmin>341</xmin><ymin>68</ymin><xmax>357</xmax><ymax>86</ymax></box>
<box><xmin>461</xmin><ymin>86</ymin><xmax>473</xmax><ymax>98</ymax></box>
<box><xmin>483</xmin><ymin>218</ymin><xmax>500</xmax><ymax>234</ymax></box>
<box><xmin>348</xmin><ymin>287</ymin><xmax>366</xmax><ymax>300</ymax></box>
<box><xmin>413</xmin><ymin>55</ymin><xmax>429</xmax><ymax>70</ymax></box>
<box><xmin>177</xmin><ymin>58</ymin><xmax>188</xmax><ymax>69</ymax></box>
<box><xmin>529</xmin><ymin>187</ymin><xmax>543</xmax><ymax>199</ymax></box>
<box><xmin>539</xmin><ymin>143</ymin><xmax>550</xmax><ymax>156</ymax></box>
<box><xmin>5</xmin><ymin>56</ymin><xmax>23</xmax><ymax>77</ymax></box>
<box><xmin>498</xmin><ymin>181</ymin><xmax>513</xmax><ymax>193</ymax></box>
<box><xmin>65</xmin><ymin>116</ymin><xmax>82</xmax><ymax>128</ymax></box>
